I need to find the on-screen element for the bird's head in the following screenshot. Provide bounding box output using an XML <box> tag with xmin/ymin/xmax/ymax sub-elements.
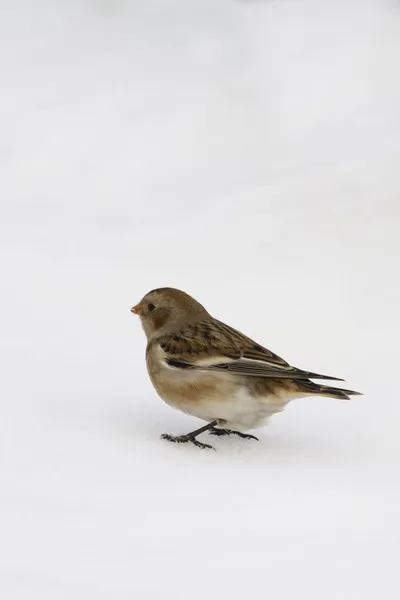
<box><xmin>131</xmin><ymin>287</ymin><xmax>208</xmax><ymax>340</ymax></box>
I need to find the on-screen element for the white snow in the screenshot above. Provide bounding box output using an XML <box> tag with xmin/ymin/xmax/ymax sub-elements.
<box><xmin>1</xmin><ymin>0</ymin><xmax>400</xmax><ymax>598</ymax></box>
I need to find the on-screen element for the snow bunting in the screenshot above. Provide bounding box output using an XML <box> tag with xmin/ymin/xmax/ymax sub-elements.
<box><xmin>131</xmin><ymin>287</ymin><xmax>361</xmax><ymax>450</ymax></box>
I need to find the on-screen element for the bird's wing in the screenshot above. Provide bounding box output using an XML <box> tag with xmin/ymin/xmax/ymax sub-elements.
<box><xmin>157</xmin><ymin>319</ymin><xmax>343</xmax><ymax>381</ymax></box>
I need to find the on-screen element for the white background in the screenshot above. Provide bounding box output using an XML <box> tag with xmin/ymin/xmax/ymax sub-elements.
<box><xmin>1</xmin><ymin>1</ymin><xmax>400</xmax><ymax>598</ymax></box>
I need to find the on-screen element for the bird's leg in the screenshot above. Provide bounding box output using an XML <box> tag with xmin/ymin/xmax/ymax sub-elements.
<box><xmin>209</xmin><ymin>427</ymin><xmax>259</xmax><ymax>441</ymax></box>
<box><xmin>161</xmin><ymin>420</ymin><xmax>218</xmax><ymax>450</ymax></box>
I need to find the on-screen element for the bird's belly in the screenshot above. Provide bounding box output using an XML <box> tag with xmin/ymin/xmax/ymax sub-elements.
<box><xmin>150</xmin><ymin>366</ymin><xmax>299</xmax><ymax>431</ymax></box>
<box><xmin>197</xmin><ymin>386</ymin><xmax>293</xmax><ymax>430</ymax></box>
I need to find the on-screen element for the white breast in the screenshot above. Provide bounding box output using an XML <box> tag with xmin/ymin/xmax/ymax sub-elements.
<box><xmin>147</xmin><ymin>344</ymin><xmax>303</xmax><ymax>431</ymax></box>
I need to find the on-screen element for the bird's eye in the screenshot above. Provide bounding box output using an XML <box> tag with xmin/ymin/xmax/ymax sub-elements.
<box><xmin>148</xmin><ymin>303</ymin><xmax>156</xmax><ymax>312</ymax></box>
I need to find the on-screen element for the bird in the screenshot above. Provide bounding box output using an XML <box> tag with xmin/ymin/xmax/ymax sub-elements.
<box><xmin>131</xmin><ymin>287</ymin><xmax>361</xmax><ymax>450</ymax></box>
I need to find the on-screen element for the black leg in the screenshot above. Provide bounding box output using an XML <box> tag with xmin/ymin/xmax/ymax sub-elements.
<box><xmin>209</xmin><ymin>427</ymin><xmax>259</xmax><ymax>441</ymax></box>
<box><xmin>161</xmin><ymin>420</ymin><xmax>218</xmax><ymax>450</ymax></box>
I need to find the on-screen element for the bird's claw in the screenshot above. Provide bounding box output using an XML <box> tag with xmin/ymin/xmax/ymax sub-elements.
<box><xmin>161</xmin><ymin>433</ymin><xmax>215</xmax><ymax>451</ymax></box>
<box><xmin>209</xmin><ymin>428</ymin><xmax>259</xmax><ymax>441</ymax></box>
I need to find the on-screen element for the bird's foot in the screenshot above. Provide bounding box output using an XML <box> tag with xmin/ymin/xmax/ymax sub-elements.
<box><xmin>209</xmin><ymin>427</ymin><xmax>259</xmax><ymax>441</ymax></box>
<box><xmin>161</xmin><ymin>433</ymin><xmax>214</xmax><ymax>451</ymax></box>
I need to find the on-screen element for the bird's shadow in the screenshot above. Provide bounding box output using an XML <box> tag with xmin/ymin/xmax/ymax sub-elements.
<box><xmin>90</xmin><ymin>403</ymin><xmax>353</xmax><ymax>464</ymax></box>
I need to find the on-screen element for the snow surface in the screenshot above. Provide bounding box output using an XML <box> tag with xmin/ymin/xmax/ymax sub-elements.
<box><xmin>1</xmin><ymin>0</ymin><xmax>400</xmax><ymax>598</ymax></box>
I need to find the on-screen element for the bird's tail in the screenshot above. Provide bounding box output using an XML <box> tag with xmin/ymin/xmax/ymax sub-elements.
<box><xmin>296</xmin><ymin>379</ymin><xmax>362</xmax><ymax>400</ymax></box>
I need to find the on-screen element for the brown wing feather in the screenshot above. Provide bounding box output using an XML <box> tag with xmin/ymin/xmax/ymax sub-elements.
<box><xmin>158</xmin><ymin>318</ymin><xmax>343</xmax><ymax>381</ymax></box>
<box><xmin>212</xmin><ymin>319</ymin><xmax>290</xmax><ymax>367</ymax></box>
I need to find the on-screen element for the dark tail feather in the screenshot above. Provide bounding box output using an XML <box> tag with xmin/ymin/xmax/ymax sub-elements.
<box><xmin>296</xmin><ymin>379</ymin><xmax>363</xmax><ymax>400</ymax></box>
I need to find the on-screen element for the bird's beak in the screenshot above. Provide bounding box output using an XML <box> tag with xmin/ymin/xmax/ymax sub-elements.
<box><xmin>131</xmin><ymin>304</ymin><xmax>141</xmax><ymax>315</ymax></box>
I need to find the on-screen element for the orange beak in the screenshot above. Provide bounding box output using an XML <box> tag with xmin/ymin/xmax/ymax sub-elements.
<box><xmin>131</xmin><ymin>304</ymin><xmax>141</xmax><ymax>315</ymax></box>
